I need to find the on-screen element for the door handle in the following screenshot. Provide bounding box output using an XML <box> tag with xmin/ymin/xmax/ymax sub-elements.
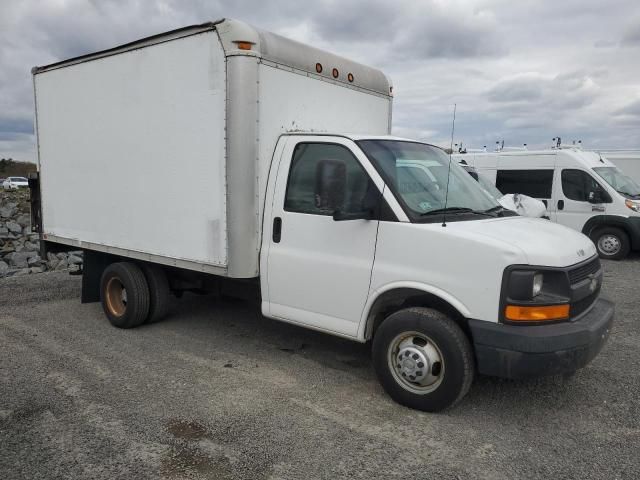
<box><xmin>557</xmin><ymin>200</ymin><xmax>564</xmax><ymax>210</ymax></box>
<box><xmin>272</xmin><ymin>217</ymin><xmax>282</xmax><ymax>243</ymax></box>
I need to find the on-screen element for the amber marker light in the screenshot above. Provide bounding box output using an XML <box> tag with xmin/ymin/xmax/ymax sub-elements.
<box><xmin>234</xmin><ymin>41</ymin><xmax>254</xmax><ymax>50</ymax></box>
<box><xmin>332</xmin><ymin>68</ymin><xmax>339</xmax><ymax>78</ymax></box>
<box><xmin>347</xmin><ymin>73</ymin><xmax>354</xmax><ymax>82</ymax></box>
<box><xmin>316</xmin><ymin>63</ymin><xmax>323</xmax><ymax>73</ymax></box>
<box><xmin>505</xmin><ymin>304</ymin><xmax>570</xmax><ymax>322</ymax></box>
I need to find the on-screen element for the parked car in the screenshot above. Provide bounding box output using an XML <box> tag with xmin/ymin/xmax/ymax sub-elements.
<box><xmin>455</xmin><ymin>147</ymin><xmax>640</xmax><ymax>259</ymax></box>
<box><xmin>2</xmin><ymin>177</ymin><xmax>29</xmax><ymax>190</ymax></box>
<box><xmin>31</xmin><ymin>19</ymin><xmax>614</xmax><ymax>412</ymax></box>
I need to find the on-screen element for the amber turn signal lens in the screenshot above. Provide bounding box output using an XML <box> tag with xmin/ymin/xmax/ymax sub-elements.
<box><xmin>235</xmin><ymin>41</ymin><xmax>253</xmax><ymax>50</ymax></box>
<box><xmin>505</xmin><ymin>304</ymin><xmax>570</xmax><ymax>322</ymax></box>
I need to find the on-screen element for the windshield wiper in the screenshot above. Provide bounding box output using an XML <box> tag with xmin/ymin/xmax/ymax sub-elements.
<box><xmin>420</xmin><ymin>207</ymin><xmax>493</xmax><ymax>217</ymax></box>
<box><xmin>483</xmin><ymin>205</ymin><xmax>504</xmax><ymax>213</ymax></box>
<box><xmin>482</xmin><ymin>205</ymin><xmax>515</xmax><ymax>217</ymax></box>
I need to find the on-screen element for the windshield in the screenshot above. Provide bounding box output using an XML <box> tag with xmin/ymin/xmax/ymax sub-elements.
<box><xmin>356</xmin><ymin>140</ymin><xmax>499</xmax><ymax>221</ymax></box>
<box><xmin>593</xmin><ymin>167</ymin><xmax>640</xmax><ymax>199</ymax></box>
<box><xmin>476</xmin><ymin>173</ymin><xmax>504</xmax><ymax>200</ymax></box>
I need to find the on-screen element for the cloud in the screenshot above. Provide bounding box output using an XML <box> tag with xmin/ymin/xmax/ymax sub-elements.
<box><xmin>487</xmin><ymin>72</ymin><xmax>600</xmax><ymax>112</ymax></box>
<box><xmin>621</xmin><ymin>16</ymin><xmax>640</xmax><ymax>46</ymax></box>
<box><xmin>615</xmin><ymin>99</ymin><xmax>640</xmax><ymax>116</ymax></box>
<box><xmin>1</xmin><ymin>0</ymin><xmax>640</xmax><ymax>162</ymax></box>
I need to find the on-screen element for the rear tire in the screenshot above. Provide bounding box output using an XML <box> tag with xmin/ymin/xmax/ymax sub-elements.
<box><xmin>140</xmin><ymin>263</ymin><xmax>170</xmax><ymax>323</ymax></box>
<box><xmin>100</xmin><ymin>262</ymin><xmax>150</xmax><ymax>328</ymax></box>
<box><xmin>591</xmin><ymin>227</ymin><xmax>630</xmax><ymax>260</ymax></box>
<box><xmin>372</xmin><ymin>308</ymin><xmax>475</xmax><ymax>412</ymax></box>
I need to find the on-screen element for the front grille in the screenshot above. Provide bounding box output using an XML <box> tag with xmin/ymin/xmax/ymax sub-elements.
<box><xmin>571</xmin><ymin>289</ymin><xmax>600</xmax><ymax>318</ymax></box>
<box><xmin>568</xmin><ymin>257</ymin><xmax>601</xmax><ymax>285</ymax></box>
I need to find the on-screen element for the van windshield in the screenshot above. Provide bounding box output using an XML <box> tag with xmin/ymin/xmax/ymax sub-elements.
<box><xmin>593</xmin><ymin>167</ymin><xmax>640</xmax><ymax>199</ymax></box>
<box><xmin>476</xmin><ymin>173</ymin><xmax>505</xmax><ymax>200</ymax></box>
<box><xmin>356</xmin><ymin>140</ymin><xmax>500</xmax><ymax>221</ymax></box>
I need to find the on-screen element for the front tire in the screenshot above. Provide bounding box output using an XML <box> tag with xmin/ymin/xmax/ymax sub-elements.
<box><xmin>372</xmin><ymin>308</ymin><xmax>474</xmax><ymax>412</ymax></box>
<box><xmin>100</xmin><ymin>262</ymin><xmax>150</xmax><ymax>328</ymax></box>
<box><xmin>591</xmin><ymin>227</ymin><xmax>630</xmax><ymax>260</ymax></box>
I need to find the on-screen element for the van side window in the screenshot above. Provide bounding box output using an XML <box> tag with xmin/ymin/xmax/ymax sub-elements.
<box><xmin>495</xmin><ymin>169</ymin><xmax>554</xmax><ymax>198</ymax></box>
<box><xmin>284</xmin><ymin>143</ymin><xmax>373</xmax><ymax>215</ymax></box>
<box><xmin>561</xmin><ymin>169</ymin><xmax>608</xmax><ymax>202</ymax></box>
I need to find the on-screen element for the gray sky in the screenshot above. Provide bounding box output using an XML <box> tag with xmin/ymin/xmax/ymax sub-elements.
<box><xmin>1</xmin><ymin>0</ymin><xmax>639</xmax><ymax>162</ymax></box>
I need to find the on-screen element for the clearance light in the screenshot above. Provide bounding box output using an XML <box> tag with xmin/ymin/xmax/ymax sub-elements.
<box><xmin>347</xmin><ymin>73</ymin><xmax>354</xmax><ymax>83</ymax></box>
<box><xmin>234</xmin><ymin>41</ymin><xmax>254</xmax><ymax>50</ymax></box>
<box><xmin>332</xmin><ymin>68</ymin><xmax>339</xmax><ymax>78</ymax></box>
<box><xmin>505</xmin><ymin>304</ymin><xmax>570</xmax><ymax>322</ymax></box>
<box><xmin>316</xmin><ymin>63</ymin><xmax>323</xmax><ymax>73</ymax></box>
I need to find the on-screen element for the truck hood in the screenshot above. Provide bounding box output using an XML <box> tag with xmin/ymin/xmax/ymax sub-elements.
<box><xmin>458</xmin><ymin>216</ymin><xmax>596</xmax><ymax>267</ymax></box>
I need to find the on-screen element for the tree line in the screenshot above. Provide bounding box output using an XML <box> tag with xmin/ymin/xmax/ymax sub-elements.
<box><xmin>0</xmin><ymin>158</ymin><xmax>37</xmax><ymax>177</ymax></box>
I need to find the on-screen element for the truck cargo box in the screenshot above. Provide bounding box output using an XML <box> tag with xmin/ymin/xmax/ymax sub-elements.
<box><xmin>33</xmin><ymin>19</ymin><xmax>392</xmax><ymax>277</ymax></box>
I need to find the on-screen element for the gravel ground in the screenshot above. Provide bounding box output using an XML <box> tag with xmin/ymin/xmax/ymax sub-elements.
<box><xmin>1</xmin><ymin>257</ymin><xmax>639</xmax><ymax>480</ymax></box>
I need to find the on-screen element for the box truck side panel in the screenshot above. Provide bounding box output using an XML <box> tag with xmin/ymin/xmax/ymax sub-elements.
<box><xmin>256</xmin><ymin>61</ymin><xmax>392</xmax><ymax>222</ymax></box>
<box><xmin>35</xmin><ymin>31</ymin><xmax>228</xmax><ymax>267</ymax></box>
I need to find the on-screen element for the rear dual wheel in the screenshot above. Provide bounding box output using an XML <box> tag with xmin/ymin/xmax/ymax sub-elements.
<box><xmin>100</xmin><ymin>262</ymin><xmax>169</xmax><ymax>328</ymax></box>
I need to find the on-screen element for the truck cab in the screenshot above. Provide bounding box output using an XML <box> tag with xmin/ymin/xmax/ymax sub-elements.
<box><xmin>261</xmin><ymin>134</ymin><xmax>614</xmax><ymax>411</ymax></box>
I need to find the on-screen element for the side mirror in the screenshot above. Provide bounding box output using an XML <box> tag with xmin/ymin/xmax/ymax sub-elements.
<box><xmin>333</xmin><ymin>180</ymin><xmax>383</xmax><ymax>222</ymax></box>
<box><xmin>315</xmin><ymin>159</ymin><xmax>346</xmax><ymax>211</ymax></box>
<box><xmin>588</xmin><ymin>190</ymin><xmax>606</xmax><ymax>204</ymax></box>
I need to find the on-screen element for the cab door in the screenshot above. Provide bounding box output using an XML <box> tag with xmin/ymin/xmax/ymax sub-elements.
<box><xmin>262</xmin><ymin>137</ymin><xmax>383</xmax><ymax>338</ymax></box>
<box><xmin>553</xmin><ymin>168</ymin><xmax>609</xmax><ymax>231</ymax></box>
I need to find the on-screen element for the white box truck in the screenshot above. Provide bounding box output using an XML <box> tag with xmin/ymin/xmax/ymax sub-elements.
<box><xmin>31</xmin><ymin>19</ymin><xmax>614</xmax><ymax>412</ymax></box>
<box><xmin>455</xmin><ymin>147</ymin><xmax>640</xmax><ymax>260</ymax></box>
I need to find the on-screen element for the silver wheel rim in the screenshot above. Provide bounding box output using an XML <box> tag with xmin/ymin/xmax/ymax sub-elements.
<box><xmin>598</xmin><ymin>234</ymin><xmax>621</xmax><ymax>255</ymax></box>
<box><xmin>387</xmin><ymin>331</ymin><xmax>445</xmax><ymax>395</ymax></box>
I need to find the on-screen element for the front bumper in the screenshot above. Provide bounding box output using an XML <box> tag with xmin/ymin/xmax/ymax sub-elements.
<box><xmin>469</xmin><ymin>297</ymin><xmax>614</xmax><ymax>379</ymax></box>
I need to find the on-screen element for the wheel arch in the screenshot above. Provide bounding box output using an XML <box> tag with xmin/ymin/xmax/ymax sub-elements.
<box><xmin>359</xmin><ymin>283</ymin><xmax>471</xmax><ymax>342</ymax></box>
<box><xmin>582</xmin><ymin>215</ymin><xmax>639</xmax><ymax>250</ymax></box>
<box><xmin>582</xmin><ymin>215</ymin><xmax>629</xmax><ymax>238</ymax></box>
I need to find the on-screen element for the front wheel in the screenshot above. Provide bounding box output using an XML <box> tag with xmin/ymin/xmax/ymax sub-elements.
<box><xmin>591</xmin><ymin>227</ymin><xmax>630</xmax><ymax>260</ymax></box>
<box><xmin>372</xmin><ymin>308</ymin><xmax>475</xmax><ymax>412</ymax></box>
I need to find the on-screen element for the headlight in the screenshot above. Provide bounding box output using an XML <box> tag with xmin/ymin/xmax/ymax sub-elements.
<box><xmin>502</xmin><ymin>268</ymin><xmax>571</xmax><ymax>323</ymax></box>
<box><xmin>532</xmin><ymin>273</ymin><xmax>544</xmax><ymax>297</ymax></box>
<box><xmin>625</xmin><ymin>199</ymin><xmax>640</xmax><ymax>212</ymax></box>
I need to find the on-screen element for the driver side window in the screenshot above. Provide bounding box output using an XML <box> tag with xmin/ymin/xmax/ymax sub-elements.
<box><xmin>561</xmin><ymin>169</ymin><xmax>609</xmax><ymax>202</ymax></box>
<box><xmin>284</xmin><ymin>143</ymin><xmax>373</xmax><ymax>215</ymax></box>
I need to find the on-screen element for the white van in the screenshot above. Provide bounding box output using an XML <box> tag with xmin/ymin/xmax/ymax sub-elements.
<box><xmin>31</xmin><ymin>20</ymin><xmax>614</xmax><ymax>412</ymax></box>
<box><xmin>457</xmin><ymin>147</ymin><xmax>640</xmax><ymax>259</ymax></box>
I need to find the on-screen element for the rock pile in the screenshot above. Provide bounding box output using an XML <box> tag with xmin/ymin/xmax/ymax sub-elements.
<box><xmin>0</xmin><ymin>188</ymin><xmax>83</xmax><ymax>278</ymax></box>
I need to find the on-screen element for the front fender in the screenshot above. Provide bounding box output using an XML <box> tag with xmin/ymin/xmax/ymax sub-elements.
<box><xmin>357</xmin><ymin>281</ymin><xmax>472</xmax><ymax>341</ymax></box>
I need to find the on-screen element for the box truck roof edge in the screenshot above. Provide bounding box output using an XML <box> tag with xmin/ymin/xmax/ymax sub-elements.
<box><xmin>31</xmin><ymin>18</ymin><xmax>393</xmax><ymax>97</ymax></box>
